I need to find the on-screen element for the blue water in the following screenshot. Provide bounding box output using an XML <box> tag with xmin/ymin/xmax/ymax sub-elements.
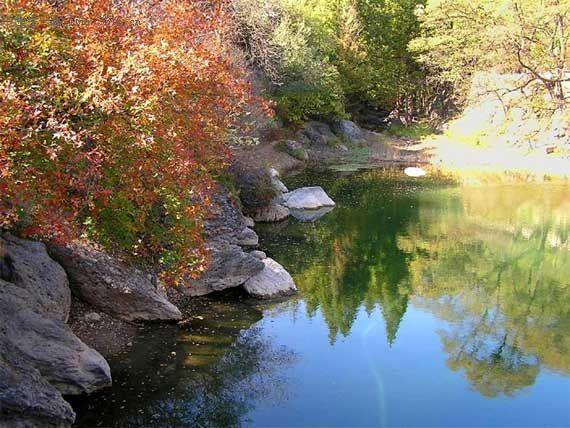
<box><xmin>74</xmin><ymin>168</ymin><xmax>570</xmax><ymax>427</ymax></box>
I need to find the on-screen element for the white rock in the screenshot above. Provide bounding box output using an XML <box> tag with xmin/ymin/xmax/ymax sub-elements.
<box><xmin>404</xmin><ymin>167</ymin><xmax>427</xmax><ymax>177</ymax></box>
<box><xmin>269</xmin><ymin>167</ymin><xmax>280</xmax><ymax>178</ymax></box>
<box><xmin>281</xmin><ymin>187</ymin><xmax>335</xmax><ymax>210</ymax></box>
<box><xmin>243</xmin><ymin>258</ymin><xmax>297</xmax><ymax>299</ymax></box>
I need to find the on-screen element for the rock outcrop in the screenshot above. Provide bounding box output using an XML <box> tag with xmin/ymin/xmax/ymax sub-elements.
<box><xmin>298</xmin><ymin>121</ymin><xmax>339</xmax><ymax>146</ymax></box>
<box><xmin>281</xmin><ymin>186</ymin><xmax>336</xmax><ymax>210</ymax></box>
<box><xmin>49</xmin><ymin>243</ymin><xmax>182</xmax><ymax>322</ymax></box>
<box><xmin>0</xmin><ymin>283</ymin><xmax>112</xmax><ymax>396</ymax></box>
<box><xmin>332</xmin><ymin>119</ymin><xmax>366</xmax><ymax>141</ymax></box>
<box><xmin>184</xmin><ymin>185</ymin><xmax>264</xmax><ymax>296</ymax></box>
<box><xmin>184</xmin><ymin>242</ymin><xmax>264</xmax><ymax>296</ymax></box>
<box><xmin>0</xmin><ymin>233</ymin><xmax>71</xmax><ymax>322</ymax></box>
<box><xmin>251</xmin><ymin>201</ymin><xmax>290</xmax><ymax>222</ymax></box>
<box><xmin>243</xmin><ymin>258</ymin><xmax>297</xmax><ymax>299</ymax></box>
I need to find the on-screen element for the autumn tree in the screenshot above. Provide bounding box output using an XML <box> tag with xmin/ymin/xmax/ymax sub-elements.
<box><xmin>0</xmin><ymin>0</ymin><xmax>255</xmax><ymax>282</ymax></box>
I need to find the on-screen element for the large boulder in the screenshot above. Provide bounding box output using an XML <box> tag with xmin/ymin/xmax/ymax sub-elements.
<box><xmin>184</xmin><ymin>242</ymin><xmax>264</xmax><ymax>296</ymax></box>
<box><xmin>0</xmin><ymin>233</ymin><xmax>70</xmax><ymax>322</ymax></box>
<box><xmin>243</xmin><ymin>258</ymin><xmax>297</xmax><ymax>299</ymax></box>
<box><xmin>281</xmin><ymin>187</ymin><xmax>336</xmax><ymax>210</ymax></box>
<box><xmin>251</xmin><ymin>202</ymin><xmax>290</xmax><ymax>223</ymax></box>
<box><xmin>49</xmin><ymin>243</ymin><xmax>182</xmax><ymax>322</ymax></box>
<box><xmin>0</xmin><ymin>283</ymin><xmax>112</xmax><ymax>396</ymax></box>
<box><xmin>0</xmin><ymin>350</ymin><xmax>75</xmax><ymax>428</ymax></box>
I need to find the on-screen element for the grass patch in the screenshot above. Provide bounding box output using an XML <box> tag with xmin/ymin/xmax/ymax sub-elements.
<box><xmin>386</xmin><ymin>123</ymin><xmax>435</xmax><ymax>139</ymax></box>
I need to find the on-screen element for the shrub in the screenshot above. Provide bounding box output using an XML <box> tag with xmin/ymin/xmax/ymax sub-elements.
<box><xmin>0</xmin><ymin>0</ymin><xmax>255</xmax><ymax>283</ymax></box>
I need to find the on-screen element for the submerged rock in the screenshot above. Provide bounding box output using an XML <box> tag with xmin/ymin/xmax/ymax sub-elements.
<box><xmin>243</xmin><ymin>258</ymin><xmax>297</xmax><ymax>299</ymax></box>
<box><xmin>0</xmin><ymin>233</ymin><xmax>71</xmax><ymax>322</ymax></box>
<box><xmin>49</xmin><ymin>243</ymin><xmax>182</xmax><ymax>322</ymax></box>
<box><xmin>281</xmin><ymin>186</ymin><xmax>336</xmax><ymax>210</ymax></box>
<box><xmin>184</xmin><ymin>242</ymin><xmax>264</xmax><ymax>296</ymax></box>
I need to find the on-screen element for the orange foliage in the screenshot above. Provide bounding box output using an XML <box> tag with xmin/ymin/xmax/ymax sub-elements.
<box><xmin>0</xmin><ymin>0</ymin><xmax>255</xmax><ymax>282</ymax></box>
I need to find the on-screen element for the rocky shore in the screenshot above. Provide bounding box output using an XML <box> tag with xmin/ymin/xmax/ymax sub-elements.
<box><xmin>0</xmin><ymin>119</ymin><xmax>421</xmax><ymax>427</ymax></box>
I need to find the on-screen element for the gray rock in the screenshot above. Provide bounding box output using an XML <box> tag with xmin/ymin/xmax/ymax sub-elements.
<box><xmin>243</xmin><ymin>258</ymin><xmax>297</xmax><ymax>299</ymax></box>
<box><xmin>184</xmin><ymin>242</ymin><xmax>264</xmax><ymax>296</ymax></box>
<box><xmin>0</xmin><ymin>282</ymin><xmax>112</xmax><ymax>396</ymax></box>
<box><xmin>281</xmin><ymin>187</ymin><xmax>336</xmax><ymax>210</ymax></box>
<box><xmin>252</xmin><ymin>202</ymin><xmax>290</xmax><ymax>222</ymax></box>
<box><xmin>49</xmin><ymin>243</ymin><xmax>182</xmax><ymax>322</ymax></box>
<box><xmin>332</xmin><ymin>120</ymin><xmax>365</xmax><ymax>140</ymax></box>
<box><xmin>0</xmin><ymin>350</ymin><xmax>75</xmax><ymax>428</ymax></box>
<box><xmin>250</xmin><ymin>250</ymin><xmax>267</xmax><ymax>260</ymax></box>
<box><xmin>0</xmin><ymin>234</ymin><xmax>70</xmax><ymax>322</ymax></box>
<box><xmin>84</xmin><ymin>312</ymin><xmax>102</xmax><ymax>322</ymax></box>
<box><xmin>203</xmin><ymin>185</ymin><xmax>253</xmax><ymax>244</ymax></box>
<box><xmin>236</xmin><ymin>227</ymin><xmax>259</xmax><ymax>247</ymax></box>
<box><xmin>299</xmin><ymin>121</ymin><xmax>338</xmax><ymax>146</ymax></box>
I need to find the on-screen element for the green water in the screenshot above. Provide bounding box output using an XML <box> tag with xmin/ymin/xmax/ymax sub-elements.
<box><xmin>74</xmin><ymin>168</ymin><xmax>570</xmax><ymax>427</ymax></box>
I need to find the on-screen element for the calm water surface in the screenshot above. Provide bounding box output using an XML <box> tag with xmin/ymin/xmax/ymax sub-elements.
<box><xmin>74</xmin><ymin>168</ymin><xmax>570</xmax><ymax>427</ymax></box>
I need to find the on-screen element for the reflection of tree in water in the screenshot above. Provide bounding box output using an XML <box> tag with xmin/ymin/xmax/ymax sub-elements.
<box><xmin>405</xmin><ymin>185</ymin><xmax>570</xmax><ymax>397</ymax></box>
<box><xmin>73</xmin><ymin>299</ymin><xmax>297</xmax><ymax>428</ymax></box>
<box><xmin>424</xmin><ymin>295</ymin><xmax>540</xmax><ymax>398</ymax></box>
<box><xmin>258</xmin><ymin>169</ymin><xmax>430</xmax><ymax>344</ymax></box>
<box><xmin>262</xmin><ymin>172</ymin><xmax>570</xmax><ymax>398</ymax></box>
<box><xmin>127</xmin><ymin>327</ymin><xmax>295</xmax><ymax>428</ymax></box>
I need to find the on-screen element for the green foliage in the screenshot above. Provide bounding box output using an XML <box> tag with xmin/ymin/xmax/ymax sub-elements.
<box><xmin>232</xmin><ymin>0</ymin><xmax>427</xmax><ymax>121</ymax></box>
<box><xmin>410</xmin><ymin>0</ymin><xmax>570</xmax><ymax>108</ymax></box>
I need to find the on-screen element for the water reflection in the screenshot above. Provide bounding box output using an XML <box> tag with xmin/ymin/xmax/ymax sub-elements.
<box><xmin>258</xmin><ymin>169</ymin><xmax>570</xmax><ymax>397</ymax></box>
<box><xmin>72</xmin><ymin>298</ymin><xmax>297</xmax><ymax>427</ymax></box>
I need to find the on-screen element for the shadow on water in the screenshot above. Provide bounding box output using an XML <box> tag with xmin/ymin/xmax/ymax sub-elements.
<box><xmin>70</xmin><ymin>296</ymin><xmax>297</xmax><ymax>427</ymax></box>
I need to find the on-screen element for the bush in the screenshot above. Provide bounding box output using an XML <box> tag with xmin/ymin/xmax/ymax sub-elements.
<box><xmin>0</xmin><ymin>0</ymin><xmax>254</xmax><ymax>283</ymax></box>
